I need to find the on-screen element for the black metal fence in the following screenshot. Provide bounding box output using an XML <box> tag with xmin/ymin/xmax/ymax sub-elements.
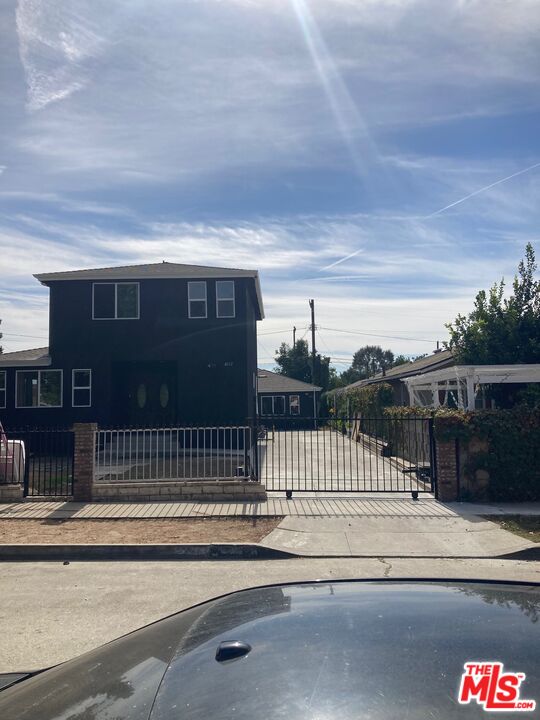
<box><xmin>0</xmin><ymin>428</ymin><xmax>74</xmax><ymax>497</ymax></box>
<box><xmin>256</xmin><ymin>416</ymin><xmax>436</xmax><ymax>494</ymax></box>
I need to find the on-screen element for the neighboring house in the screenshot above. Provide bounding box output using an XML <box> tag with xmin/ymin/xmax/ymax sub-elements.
<box><xmin>337</xmin><ymin>349</ymin><xmax>454</xmax><ymax>406</ymax></box>
<box><xmin>257</xmin><ymin>368</ymin><xmax>321</xmax><ymax>422</ymax></box>
<box><xmin>0</xmin><ymin>262</ymin><xmax>264</xmax><ymax>428</ymax></box>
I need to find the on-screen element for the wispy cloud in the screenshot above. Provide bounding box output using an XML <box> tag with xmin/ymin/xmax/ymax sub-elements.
<box><xmin>1</xmin><ymin>0</ymin><xmax>540</xmax><ymax>366</ymax></box>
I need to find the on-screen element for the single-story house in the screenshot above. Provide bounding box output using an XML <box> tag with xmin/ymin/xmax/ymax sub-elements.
<box><xmin>0</xmin><ymin>262</ymin><xmax>264</xmax><ymax>428</ymax></box>
<box><xmin>257</xmin><ymin>368</ymin><xmax>321</xmax><ymax>423</ymax></box>
<box><xmin>337</xmin><ymin>349</ymin><xmax>454</xmax><ymax>406</ymax></box>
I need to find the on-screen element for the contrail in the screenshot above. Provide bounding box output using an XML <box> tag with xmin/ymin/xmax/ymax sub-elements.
<box><xmin>321</xmin><ymin>247</ymin><xmax>363</xmax><ymax>271</ymax></box>
<box><xmin>320</xmin><ymin>160</ymin><xmax>540</xmax><ymax>271</ymax></box>
<box><xmin>424</xmin><ymin>161</ymin><xmax>540</xmax><ymax>219</ymax></box>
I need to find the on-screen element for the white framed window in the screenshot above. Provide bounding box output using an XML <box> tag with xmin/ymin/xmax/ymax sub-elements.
<box><xmin>92</xmin><ymin>282</ymin><xmax>139</xmax><ymax>320</ymax></box>
<box><xmin>16</xmin><ymin>369</ymin><xmax>63</xmax><ymax>408</ymax></box>
<box><xmin>0</xmin><ymin>371</ymin><xmax>5</xmax><ymax>408</ymax></box>
<box><xmin>260</xmin><ymin>395</ymin><xmax>286</xmax><ymax>415</ymax></box>
<box><xmin>216</xmin><ymin>280</ymin><xmax>235</xmax><ymax>318</ymax></box>
<box><xmin>273</xmin><ymin>396</ymin><xmax>286</xmax><ymax>415</ymax></box>
<box><xmin>72</xmin><ymin>369</ymin><xmax>92</xmax><ymax>407</ymax></box>
<box><xmin>261</xmin><ymin>396</ymin><xmax>273</xmax><ymax>415</ymax></box>
<box><xmin>188</xmin><ymin>281</ymin><xmax>207</xmax><ymax>318</ymax></box>
<box><xmin>289</xmin><ymin>395</ymin><xmax>300</xmax><ymax>415</ymax></box>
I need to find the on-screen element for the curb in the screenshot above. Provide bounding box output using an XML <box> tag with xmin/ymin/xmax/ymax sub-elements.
<box><xmin>0</xmin><ymin>544</ymin><xmax>537</xmax><ymax>561</ymax></box>
<box><xmin>495</xmin><ymin>546</ymin><xmax>540</xmax><ymax>561</ymax></box>
<box><xmin>0</xmin><ymin>543</ymin><xmax>298</xmax><ymax>561</ymax></box>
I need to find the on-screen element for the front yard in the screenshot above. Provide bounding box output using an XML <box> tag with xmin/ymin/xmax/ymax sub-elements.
<box><xmin>487</xmin><ymin>516</ymin><xmax>540</xmax><ymax>543</ymax></box>
<box><xmin>0</xmin><ymin>518</ymin><xmax>282</xmax><ymax>544</ymax></box>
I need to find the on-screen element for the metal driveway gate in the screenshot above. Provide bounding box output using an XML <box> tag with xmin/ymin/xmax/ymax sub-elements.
<box><xmin>256</xmin><ymin>416</ymin><xmax>436</xmax><ymax>495</ymax></box>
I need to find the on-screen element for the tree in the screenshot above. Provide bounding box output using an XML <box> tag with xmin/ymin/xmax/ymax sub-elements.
<box><xmin>340</xmin><ymin>345</ymin><xmax>395</xmax><ymax>385</ymax></box>
<box><xmin>445</xmin><ymin>243</ymin><xmax>540</xmax><ymax>364</ymax></box>
<box><xmin>274</xmin><ymin>339</ymin><xmax>332</xmax><ymax>391</ymax></box>
<box><xmin>392</xmin><ymin>354</ymin><xmax>410</xmax><ymax>368</ymax></box>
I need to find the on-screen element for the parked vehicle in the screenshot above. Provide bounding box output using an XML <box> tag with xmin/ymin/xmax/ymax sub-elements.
<box><xmin>0</xmin><ymin>580</ymin><xmax>538</xmax><ymax>719</ymax></box>
<box><xmin>0</xmin><ymin>424</ymin><xmax>25</xmax><ymax>485</ymax></box>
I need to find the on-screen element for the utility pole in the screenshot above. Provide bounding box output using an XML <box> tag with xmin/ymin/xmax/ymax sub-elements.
<box><xmin>293</xmin><ymin>326</ymin><xmax>296</xmax><ymax>347</ymax></box>
<box><xmin>309</xmin><ymin>299</ymin><xmax>317</xmax><ymax>426</ymax></box>
<box><xmin>309</xmin><ymin>299</ymin><xmax>316</xmax><ymax>383</ymax></box>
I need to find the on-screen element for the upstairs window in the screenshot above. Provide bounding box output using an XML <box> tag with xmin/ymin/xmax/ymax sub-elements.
<box><xmin>188</xmin><ymin>281</ymin><xmax>207</xmax><ymax>318</ymax></box>
<box><xmin>0</xmin><ymin>371</ymin><xmax>5</xmax><ymax>408</ymax></box>
<box><xmin>72</xmin><ymin>369</ymin><xmax>92</xmax><ymax>407</ymax></box>
<box><xmin>216</xmin><ymin>280</ymin><xmax>235</xmax><ymax>318</ymax></box>
<box><xmin>93</xmin><ymin>283</ymin><xmax>139</xmax><ymax>319</ymax></box>
<box><xmin>16</xmin><ymin>370</ymin><xmax>63</xmax><ymax>408</ymax></box>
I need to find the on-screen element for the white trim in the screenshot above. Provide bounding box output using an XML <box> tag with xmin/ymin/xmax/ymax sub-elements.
<box><xmin>15</xmin><ymin>369</ymin><xmax>63</xmax><ymax>408</ymax></box>
<box><xmin>0</xmin><ymin>370</ymin><xmax>5</xmax><ymax>408</ymax></box>
<box><xmin>92</xmin><ymin>282</ymin><xmax>140</xmax><ymax>320</ymax></box>
<box><xmin>72</xmin><ymin>368</ymin><xmax>92</xmax><ymax>408</ymax></box>
<box><xmin>260</xmin><ymin>394</ymin><xmax>287</xmax><ymax>415</ymax></box>
<box><xmin>216</xmin><ymin>280</ymin><xmax>236</xmax><ymax>319</ymax></box>
<box><xmin>188</xmin><ymin>281</ymin><xmax>207</xmax><ymax>319</ymax></box>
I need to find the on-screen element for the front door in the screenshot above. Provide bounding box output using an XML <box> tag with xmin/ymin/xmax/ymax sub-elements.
<box><xmin>113</xmin><ymin>362</ymin><xmax>177</xmax><ymax>426</ymax></box>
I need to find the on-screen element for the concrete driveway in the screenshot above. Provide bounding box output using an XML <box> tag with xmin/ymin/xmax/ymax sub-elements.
<box><xmin>258</xmin><ymin>429</ymin><xmax>431</xmax><ymax>493</ymax></box>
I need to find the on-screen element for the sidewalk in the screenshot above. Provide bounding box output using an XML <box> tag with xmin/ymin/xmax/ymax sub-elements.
<box><xmin>1</xmin><ymin>495</ymin><xmax>539</xmax><ymax>520</ymax></box>
<box><xmin>1</xmin><ymin>495</ymin><xmax>538</xmax><ymax>559</ymax></box>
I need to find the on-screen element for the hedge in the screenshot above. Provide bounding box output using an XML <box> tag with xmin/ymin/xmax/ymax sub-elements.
<box><xmin>433</xmin><ymin>407</ymin><xmax>540</xmax><ymax>501</ymax></box>
<box><xmin>327</xmin><ymin>383</ymin><xmax>394</xmax><ymax>417</ymax></box>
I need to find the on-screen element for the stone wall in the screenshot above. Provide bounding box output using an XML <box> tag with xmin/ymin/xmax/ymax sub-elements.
<box><xmin>0</xmin><ymin>484</ymin><xmax>23</xmax><ymax>502</ymax></box>
<box><xmin>92</xmin><ymin>480</ymin><xmax>267</xmax><ymax>503</ymax></box>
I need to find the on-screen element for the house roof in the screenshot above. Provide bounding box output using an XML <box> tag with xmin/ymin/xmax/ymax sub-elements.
<box><xmin>337</xmin><ymin>348</ymin><xmax>454</xmax><ymax>393</ymax></box>
<box><xmin>34</xmin><ymin>262</ymin><xmax>264</xmax><ymax>319</ymax></box>
<box><xmin>257</xmin><ymin>368</ymin><xmax>322</xmax><ymax>393</ymax></box>
<box><xmin>0</xmin><ymin>347</ymin><xmax>51</xmax><ymax>367</ymax></box>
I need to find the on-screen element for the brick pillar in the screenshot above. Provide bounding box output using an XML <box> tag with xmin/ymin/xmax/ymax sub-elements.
<box><xmin>73</xmin><ymin>423</ymin><xmax>97</xmax><ymax>502</ymax></box>
<box><xmin>434</xmin><ymin>438</ymin><xmax>459</xmax><ymax>501</ymax></box>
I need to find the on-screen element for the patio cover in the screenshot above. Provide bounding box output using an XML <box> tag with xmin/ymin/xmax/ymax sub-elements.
<box><xmin>403</xmin><ymin>364</ymin><xmax>540</xmax><ymax>410</ymax></box>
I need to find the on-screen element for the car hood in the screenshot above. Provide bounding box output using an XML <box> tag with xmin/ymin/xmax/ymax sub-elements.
<box><xmin>1</xmin><ymin>580</ymin><xmax>539</xmax><ymax>719</ymax></box>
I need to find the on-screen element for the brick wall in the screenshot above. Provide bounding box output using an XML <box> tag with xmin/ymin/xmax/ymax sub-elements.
<box><xmin>73</xmin><ymin>423</ymin><xmax>97</xmax><ymax>502</ymax></box>
<box><xmin>434</xmin><ymin>438</ymin><xmax>459</xmax><ymax>501</ymax></box>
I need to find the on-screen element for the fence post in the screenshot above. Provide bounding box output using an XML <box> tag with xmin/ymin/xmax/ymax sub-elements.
<box><xmin>73</xmin><ymin>423</ymin><xmax>97</xmax><ymax>502</ymax></box>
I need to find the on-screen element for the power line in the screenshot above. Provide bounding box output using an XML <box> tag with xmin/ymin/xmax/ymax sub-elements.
<box><xmin>258</xmin><ymin>329</ymin><xmax>291</xmax><ymax>336</ymax></box>
<box><xmin>319</xmin><ymin>326</ymin><xmax>438</xmax><ymax>344</ymax></box>
<box><xmin>316</xmin><ymin>329</ymin><xmax>353</xmax><ymax>364</ymax></box>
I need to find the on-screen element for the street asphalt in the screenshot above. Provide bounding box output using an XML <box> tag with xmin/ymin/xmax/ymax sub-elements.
<box><xmin>1</xmin><ymin>557</ymin><xmax>539</xmax><ymax>672</ymax></box>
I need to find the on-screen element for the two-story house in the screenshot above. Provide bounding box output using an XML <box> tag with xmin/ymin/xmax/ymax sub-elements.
<box><xmin>0</xmin><ymin>262</ymin><xmax>264</xmax><ymax>428</ymax></box>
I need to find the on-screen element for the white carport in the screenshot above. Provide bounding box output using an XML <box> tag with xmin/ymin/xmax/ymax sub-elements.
<box><xmin>403</xmin><ymin>364</ymin><xmax>540</xmax><ymax>411</ymax></box>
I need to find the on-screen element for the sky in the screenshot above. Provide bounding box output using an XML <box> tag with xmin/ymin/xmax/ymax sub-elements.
<box><xmin>1</xmin><ymin>0</ymin><xmax>539</xmax><ymax>370</ymax></box>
